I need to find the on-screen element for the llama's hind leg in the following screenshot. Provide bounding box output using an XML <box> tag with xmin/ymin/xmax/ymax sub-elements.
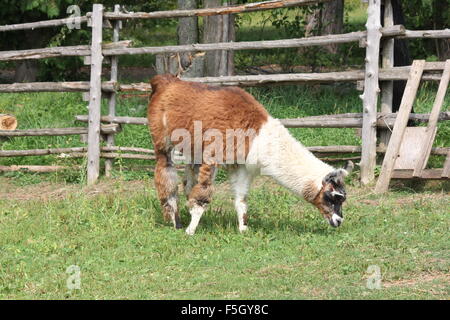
<box><xmin>229</xmin><ymin>165</ymin><xmax>253</xmax><ymax>233</ymax></box>
<box><xmin>185</xmin><ymin>163</ymin><xmax>216</xmax><ymax>235</ymax></box>
<box><xmin>183</xmin><ymin>164</ymin><xmax>198</xmax><ymax>198</ymax></box>
<box><xmin>155</xmin><ymin>153</ymin><xmax>182</xmax><ymax>229</ymax></box>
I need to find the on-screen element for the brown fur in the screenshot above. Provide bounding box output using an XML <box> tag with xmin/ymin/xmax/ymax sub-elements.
<box><xmin>147</xmin><ymin>74</ymin><xmax>269</xmax><ymax>162</ymax></box>
<box><xmin>148</xmin><ymin>74</ymin><xmax>269</xmax><ymax>227</ymax></box>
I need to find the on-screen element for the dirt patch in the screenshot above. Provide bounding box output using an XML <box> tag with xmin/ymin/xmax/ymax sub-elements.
<box><xmin>383</xmin><ymin>272</ymin><xmax>450</xmax><ymax>289</ymax></box>
<box><xmin>0</xmin><ymin>177</ymin><xmax>149</xmax><ymax>201</ymax></box>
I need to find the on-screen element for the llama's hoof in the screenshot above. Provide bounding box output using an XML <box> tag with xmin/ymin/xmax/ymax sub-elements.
<box><xmin>185</xmin><ymin>227</ymin><xmax>196</xmax><ymax>236</ymax></box>
<box><xmin>175</xmin><ymin>223</ymin><xmax>183</xmax><ymax>229</ymax></box>
<box><xmin>239</xmin><ymin>225</ymin><xmax>248</xmax><ymax>233</ymax></box>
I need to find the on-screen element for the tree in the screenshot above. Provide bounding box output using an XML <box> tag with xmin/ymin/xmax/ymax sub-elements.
<box><xmin>203</xmin><ymin>0</ymin><xmax>235</xmax><ymax>76</ymax></box>
<box><xmin>432</xmin><ymin>0</ymin><xmax>450</xmax><ymax>60</ymax></box>
<box><xmin>0</xmin><ymin>0</ymin><xmax>177</xmax><ymax>82</ymax></box>
<box><xmin>305</xmin><ymin>0</ymin><xmax>343</xmax><ymax>53</ymax></box>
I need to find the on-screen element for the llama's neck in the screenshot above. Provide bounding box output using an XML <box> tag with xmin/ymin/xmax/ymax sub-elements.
<box><xmin>249</xmin><ymin>117</ymin><xmax>334</xmax><ymax>201</ymax></box>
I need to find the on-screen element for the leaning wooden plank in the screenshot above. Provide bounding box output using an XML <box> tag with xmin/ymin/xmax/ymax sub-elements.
<box><xmin>360</xmin><ymin>0</ymin><xmax>382</xmax><ymax>185</ymax></box>
<box><xmin>375</xmin><ymin>60</ymin><xmax>426</xmax><ymax>194</ymax></box>
<box><xmin>87</xmin><ymin>4</ymin><xmax>104</xmax><ymax>185</ymax></box>
<box><xmin>102</xmin><ymin>0</ymin><xmax>332</xmax><ymax>20</ymax></box>
<box><xmin>0</xmin><ymin>114</ymin><xmax>17</xmax><ymax>130</ymax></box>
<box><xmin>413</xmin><ymin>59</ymin><xmax>450</xmax><ymax>177</ymax></box>
<box><xmin>0</xmin><ymin>16</ymin><xmax>88</xmax><ymax>32</ymax></box>
<box><xmin>442</xmin><ymin>152</ymin><xmax>450</xmax><ymax>178</ymax></box>
<box><xmin>394</xmin><ymin>127</ymin><xmax>427</xmax><ymax>170</ymax></box>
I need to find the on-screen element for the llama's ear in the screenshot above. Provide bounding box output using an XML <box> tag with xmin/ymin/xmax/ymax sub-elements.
<box><xmin>323</xmin><ymin>169</ymin><xmax>347</xmax><ymax>186</ymax></box>
<box><xmin>344</xmin><ymin>160</ymin><xmax>354</xmax><ymax>174</ymax></box>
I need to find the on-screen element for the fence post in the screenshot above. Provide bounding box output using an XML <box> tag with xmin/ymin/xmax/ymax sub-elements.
<box><xmin>87</xmin><ymin>4</ymin><xmax>104</xmax><ymax>185</ymax></box>
<box><xmin>360</xmin><ymin>0</ymin><xmax>382</xmax><ymax>185</ymax></box>
<box><xmin>380</xmin><ymin>0</ymin><xmax>394</xmax><ymax>148</ymax></box>
<box><xmin>105</xmin><ymin>4</ymin><xmax>121</xmax><ymax>177</ymax></box>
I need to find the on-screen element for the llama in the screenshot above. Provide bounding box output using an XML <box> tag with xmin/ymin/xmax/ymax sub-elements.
<box><xmin>147</xmin><ymin>74</ymin><xmax>353</xmax><ymax>235</ymax></box>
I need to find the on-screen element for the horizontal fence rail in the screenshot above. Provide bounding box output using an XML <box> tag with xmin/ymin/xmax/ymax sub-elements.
<box><xmin>5</xmin><ymin>27</ymin><xmax>450</xmax><ymax>62</ymax></box>
<box><xmin>102</xmin><ymin>25</ymin><xmax>405</xmax><ymax>56</ymax></box>
<box><xmin>0</xmin><ymin>67</ymin><xmax>443</xmax><ymax>94</ymax></box>
<box><xmin>0</xmin><ymin>41</ymin><xmax>132</xmax><ymax>61</ymax></box>
<box><xmin>0</xmin><ymin>124</ymin><xmax>120</xmax><ymax>137</ymax></box>
<box><xmin>0</xmin><ymin>16</ymin><xmax>88</xmax><ymax>32</ymax></box>
<box><xmin>75</xmin><ymin>112</ymin><xmax>450</xmax><ymax>128</ymax></box>
<box><xmin>2</xmin><ymin>144</ymin><xmax>448</xmax><ymax>158</ymax></box>
<box><xmin>102</xmin><ymin>0</ymin><xmax>331</xmax><ymax>20</ymax></box>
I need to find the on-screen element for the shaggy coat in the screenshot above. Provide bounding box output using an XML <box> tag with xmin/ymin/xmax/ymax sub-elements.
<box><xmin>148</xmin><ymin>74</ymin><xmax>351</xmax><ymax>235</ymax></box>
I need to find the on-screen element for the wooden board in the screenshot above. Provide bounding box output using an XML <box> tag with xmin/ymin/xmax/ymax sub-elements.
<box><xmin>392</xmin><ymin>169</ymin><xmax>447</xmax><ymax>180</ymax></box>
<box><xmin>394</xmin><ymin>127</ymin><xmax>427</xmax><ymax>170</ymax></box>
<box><xmin>412</xmin><ymin>59</ymin><xmax>450</xmax><ymax>177</ymax></box>
<box><xmin>442</xmin><ymin>152</ymin><xmax>450</xmax><ymax>178</ymax></box>
<box><xmin>375</xmin><ymin>60</ymin><xmax>426</xmax><ymax>193</ymax></box>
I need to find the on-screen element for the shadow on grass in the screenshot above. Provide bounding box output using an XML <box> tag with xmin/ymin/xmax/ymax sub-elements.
<box><xmin>163</xmin><ymin>202</ymin><xmax>334</xmax><ymax>237</ymax></box>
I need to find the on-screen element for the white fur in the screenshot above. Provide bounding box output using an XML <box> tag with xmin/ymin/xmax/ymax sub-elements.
<box><xmin>229</xmin><ymin>165</ymin><xmax>253</xmax><ymax>233</ymax></box>
<box><xmin>184</xmin><ymin>117</ymin><xmax>336</xmax><ymax>235</ymax></box>
<box><xmin>331</xmin><ymin>213</ymin><xmax>343</xmax><ymax>226</ymax></box>
<box><xmin>246</xmin><ymin>117</ymin><xmax>334</xmax><ymax>199</ymax></box>
<box><xmin>186</xmin><ymin>204</ymin><xmax>205</xmax><ymax>235</ymax></box>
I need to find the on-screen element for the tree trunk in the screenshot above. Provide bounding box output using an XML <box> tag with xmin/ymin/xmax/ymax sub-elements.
<box><xmin>203</xmin><ymin>0</ymin><xmax>235</xmax><ymax>76</ymax></box>
<box><xmin>381</xmin><ymin>0</ymin><xmax>411</xmax><ymax>114</ymax></box>
<box><xmin>320</xmin><ymin>0</ymin><xmax>343</xmax><ymax>53</ymax></box>
<box><xmin>156</xmin><ymin>0</ymin><xmax>205</xmax><ymax>77</ymax></box>
<box><xmin>177</xmin><ymin>0</ymin><xmax>199</xmax><ymax>69</ymax></box>
<box><xmin>433</xmin><ymin>0</ymin><xmax>450</xmax><ymax>60</ymax></box>
<box><xmin>305</xmin><ymin>0</ymin><xmax>343</xmax><ymax>54</ymax></box>
<box><xmin>13</xmin><ymin>28</ymin><xmax>52</xmax><ymax>82</ymax></box>
<box><xmin>13</xmin><ymin>60</ymin><xmax>38</xmax><ymax>82</ymax></box>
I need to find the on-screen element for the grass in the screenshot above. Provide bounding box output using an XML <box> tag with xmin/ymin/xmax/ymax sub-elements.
<box><xmin>0</xmin><ymin>176</ymin><xmax>448</xmax><ymax>299</ymax></box>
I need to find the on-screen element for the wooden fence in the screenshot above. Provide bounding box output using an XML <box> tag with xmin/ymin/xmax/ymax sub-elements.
<box><xmin>0</xmin><ymin>0</ymin><xmax>449</xmax><ymax>185</ymax></box>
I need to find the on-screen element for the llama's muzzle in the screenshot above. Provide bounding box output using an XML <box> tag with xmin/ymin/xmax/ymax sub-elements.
<box><xmin>329</xmin><ymin>213</ymin><xmax>343</xmax><ymax>227</ymax></box>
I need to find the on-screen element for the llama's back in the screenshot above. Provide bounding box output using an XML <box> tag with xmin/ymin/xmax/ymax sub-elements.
<box><xmin>147</xmin><ymin>74</ymin><xmax>269</xmax><ymax>159</ymax></box>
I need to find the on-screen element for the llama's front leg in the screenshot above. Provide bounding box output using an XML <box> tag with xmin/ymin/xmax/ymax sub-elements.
<box><xmin>230</xmin><ymin>166</ymin><xmax>253</xmax><ymax>233</ymax></box>
<box><xmin>155</xmin><ymin>153</ymin><xmax>182</xmax><ymax>229</ymax></box>
<box><xmin>185</xmin><ymin>163</ymin><xmax>216</xmax><ymax>235</ymax></box>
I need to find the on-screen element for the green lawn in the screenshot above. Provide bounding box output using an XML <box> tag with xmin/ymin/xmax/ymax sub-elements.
<box><xmin>0</xmin><ymin>175</ymin><xmax>448</xmax><ymax>299</ymax></box>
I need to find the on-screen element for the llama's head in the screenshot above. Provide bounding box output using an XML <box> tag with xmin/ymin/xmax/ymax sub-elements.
<box><xmin>312</xmin><ymin>161</ymin><xmax>353</xmax><ymax>227</ymax></box>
